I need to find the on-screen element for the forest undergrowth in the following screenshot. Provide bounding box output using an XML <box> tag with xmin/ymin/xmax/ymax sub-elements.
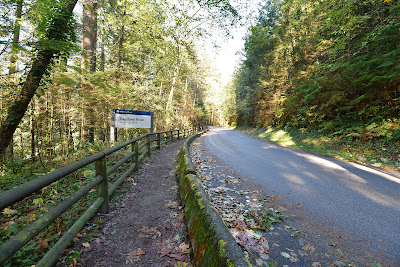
<box><xmin>0</xmin><ymin>139</ymin><xmax>143</xmax><ymax>266</ymax></box>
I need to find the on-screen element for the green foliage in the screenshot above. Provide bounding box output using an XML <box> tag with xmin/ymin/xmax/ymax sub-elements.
<box><xmin>0</xmin><ymin>142</ymin><xmax>136</xmax><ymax>265</ymax></box>
<box><xmin>240</xmin><ymin>125</ymin><xmax>400</xmax><ymax>169</ymax></box>
<box><xmin>245</xmin><ymin>208</ymin><xmax>283</xmax><ymax>231</ymax></box>
<box><xmin>233</xmin><ymin>0</ymin><xmax>400</xmax><ymax>143</ymax></box>
<box><xmin>30</xmin><ymin>0</ymin><xmax>78</xmax><ymax>57</ymax></box>
<box><xmin>0</xmin><ymin>0</ymin><xmax>242</xmax><ymax>263</ymax></box>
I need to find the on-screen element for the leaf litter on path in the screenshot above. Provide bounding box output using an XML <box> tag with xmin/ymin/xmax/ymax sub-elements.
<box><xmin>190</xmin><ymin>140</ymin><xmax>286</xmax><ymax>265</ymax></box>
<box><xmin>190</xmin><ymin>134</ymin><xmax>400</xmax><ymax>267</ymax></box>
<box><xmin>69</xmin><ymin>139</ymin><xmax>193</xmax><ymax>267</ymax></box>
<box><xmin>124</xmin><ymin>248</ymin><xmax>145</xmax><ymax>263</ymax></box>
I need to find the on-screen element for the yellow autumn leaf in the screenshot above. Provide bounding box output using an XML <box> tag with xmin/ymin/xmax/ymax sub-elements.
<box><xmin>2</xmin><ymin>208</ymin><xmax>17</xmax><ymax>216</ymax></box>
<box><xmin>384</xmin><ymin>0</ymin><xmax>391</xmax><ymax>3</ymax></box>
<box><xmin>82</xmin><ymin>242</ymin><xmax>91</xmax><ymax>247</ymax></box>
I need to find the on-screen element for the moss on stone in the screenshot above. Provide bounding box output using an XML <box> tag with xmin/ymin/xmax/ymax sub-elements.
<box><xmin>242</xmin><ymin>257</ymin><xmax>252</xmax><ymax>267</ymax></box>
<box><xmin>176</xmin><ymin>141</ymin><xmax>249</xmax><ymax>267</ymax></box>
<box><xmin>218</xmin><ymin>239</ymin><xmax>227</xmax><ymax>257</ymax></box>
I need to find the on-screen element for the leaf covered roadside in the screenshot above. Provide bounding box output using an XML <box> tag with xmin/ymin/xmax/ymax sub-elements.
<box><xmin>189</xmin><ymin>136</ymin><xmax>390</xmax><ymax>266</ymax></box>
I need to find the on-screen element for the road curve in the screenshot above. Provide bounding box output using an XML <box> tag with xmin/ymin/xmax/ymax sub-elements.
<box><xmin>203</xmin><ymin>127</ymin><xmax>400</xmax><ymax>260</ymax></box>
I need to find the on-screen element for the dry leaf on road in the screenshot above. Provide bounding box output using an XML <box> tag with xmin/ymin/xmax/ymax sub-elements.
<box><xmin>178</xmin><ymin>242</ymin><xmax>190</xmax><ymax>253</ymax></box>
<box><xmin>125</xmin><ymin>248</ymin><xmax>145</xmax><ymax>263</ymax></box>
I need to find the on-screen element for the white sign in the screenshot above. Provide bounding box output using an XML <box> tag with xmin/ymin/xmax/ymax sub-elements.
<box><xmin>111</xmin><ymin>109</ymin><xmax>152</xmax><ymax>129</ymax></box>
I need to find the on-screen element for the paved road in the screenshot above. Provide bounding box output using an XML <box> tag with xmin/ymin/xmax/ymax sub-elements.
<box><xmin>203</xmin><ymin>127</ymin><xmax>400</xmax><ymax>260</ymax></box>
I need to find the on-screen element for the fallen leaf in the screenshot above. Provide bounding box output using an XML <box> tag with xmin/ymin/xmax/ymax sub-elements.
<box><xmin>303</xmin><ymin>244</ymin><xmax>315</xmax><ymax>253</ymax></box>
<box><xmin>82</xmin><ymin>242</ymin><xmax>91</xmax><ymax>248</ymax></box>
<box><xmin>125</xmin><ymin>248</ymin><xmax>145</xmax><ymax>263</ymax></box>
<box><xmin>298</xmin><ymin>250</ymin><xmax>308</xmax><ymax>257</ymax></box>
<box><xmin>178</xmin><ymin>242</ymin><xmax>190</xmax><ymax>253</ymax></box>
<box><xmin>2</xmin><ymin>208</ymin><xmax>17</xmax><ymax>216</ymax></box>
<box><xmin>39</xmin><ymin>239</ymin><xmax>49</xmax><ymax>252</ymax></box>
<box><xmin>176</xmin><ymin>261</ymin><xmax>190</xmax><ymax>267</ymax></box>
<box><xmin>139</xmin><ymin>226</ymin><xmax>161</xmax><ymax>238</ymax></box>
<box><xmin>126</xmin><ymin>177</ymin><xmax>135</xmax><ymax>182</ymax></box>
<box><xmin>137</xmin><ymin>248</ymin><xmax>145</xmax><ymax>255</ymax></box>
<box><xmin>69</xmin><ymin>257</ymin><xmax>78</xmax><ymax>267</ymax></box>
<box><xmin>165</xmin><ymin>201</ymin><xmax>179</xmax><ymax>208</ymax></box>
<box><xmin>159</xmin><ymin>245</ymin><xmax>173</xmax><ymax>256</ymax></box>
<box><xmin>0</xmin><ymin>221</ymin><xmax>15</xmax><ymax>231</ymax></box>
<box><xmin>281</xmin><ymin>252</ymin><xmax>291</xmax><ymax>258</ymax></box>
<box><xmin>167</xmin><ymin>253</ymin><xmax>187</xmax><ymax>261</ymax></box>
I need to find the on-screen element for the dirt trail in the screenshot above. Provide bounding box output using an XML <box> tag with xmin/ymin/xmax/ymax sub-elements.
<box><xmin>70</xmin><ymin>139</ymin><xmax>192</xmax><ymax>267</ymax></box>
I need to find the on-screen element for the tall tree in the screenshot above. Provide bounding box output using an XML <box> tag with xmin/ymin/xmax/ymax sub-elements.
<box><xmin>8</xmin><ymin>0</ymin><xmax>23</xmax><ymax>76</ymax></box>
<box><xmin>81</xmin><ymin>0</ymin><xmax>98</xmax><ymax>143</ymax></box>
<box><xmin>0</xmin><ymin>0</ymin><xmax>78</xmax><ymax>156</ymax></box>
<box><xmin>6</xmin><ymin>0</ymin><xmax>23</xmax><ymax>166</ymax></box>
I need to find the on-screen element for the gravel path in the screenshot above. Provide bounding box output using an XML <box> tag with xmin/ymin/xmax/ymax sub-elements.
<box><xmin>70</xmin><ymin>139</ymin><xmax>192</xmax><ymax>267</ymax></box>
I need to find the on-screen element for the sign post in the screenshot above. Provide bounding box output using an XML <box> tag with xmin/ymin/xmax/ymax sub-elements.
<box><xmin>110</xmin><ymin>109</ymin><xmax>154</xmax><ymax>143</ymax></box>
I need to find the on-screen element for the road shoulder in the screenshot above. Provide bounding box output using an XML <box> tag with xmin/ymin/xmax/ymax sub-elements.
<box><xmin>192</xmin><ymin>133</ymin><xmax>399</xmax><ymax>266</ymax></box>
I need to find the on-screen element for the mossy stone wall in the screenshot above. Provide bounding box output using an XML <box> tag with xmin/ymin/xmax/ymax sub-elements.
<box><xmin>176</xmin><ymin>140</ymin><xmax>249</xmax><ymax>267</ymax></box>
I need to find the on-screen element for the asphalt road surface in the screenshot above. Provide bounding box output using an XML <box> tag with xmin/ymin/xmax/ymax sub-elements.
<box><xmin>203</xmin><ymin>127</ymin><xmax>400</xmax><ymax>260</ymax></box>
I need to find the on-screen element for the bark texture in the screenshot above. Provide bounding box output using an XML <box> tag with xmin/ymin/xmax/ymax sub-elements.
<box><xmin>0</xmin><ymin>0</ymin><xmax>78</xmax><ymax>156</ymax></box>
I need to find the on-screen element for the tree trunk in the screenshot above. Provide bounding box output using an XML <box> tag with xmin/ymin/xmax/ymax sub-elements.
<box><xmin>30</xmin><ymin>102</ymin><xmax>35</xmax><ymax>161</ymax></box>
<box><xmin>166</xmin><ymin>65</ymin><xmax>179</xmax><ymax>111</ymax></box>
<box><xmin>0</xmin><ymin>0</ymin><xmax>78</xmax><ymax>156</ymax></box>
<box><xmin>82</xmin><ymin>0</ymin><xmax>98</xmax><ymax>72</ymax></box>
<box><xmin>49</xmin><ymin>94</ymin><xmax>54</xmax><ymax>158</ymax></box>
<box><xmin>9</xmin><ymin>0</ymin><xmax>23</xmax><ymax>76</ymax></box>
<box><xmin>6</xmin><ymin>0</ymin><xmax>23</xmax><ymax>165</ymax></box>
<box><xmin>19</xmin><ymin>131</ymin><xmax>23</xmax><ymax>159</ymax></box>
<box><xmin>81</xmin><ymin>0</ymin><xmax>98</xmax><ymax>144</ymax></box>
<box><xmin>99</xmin><ymin>40</ymin><xmax>105</xmax><ymax>72</ymax></box>
<box><xmin>117</xmin><ymin>23</ymin><xmax>125</xmax><ymax>70</ymax></box>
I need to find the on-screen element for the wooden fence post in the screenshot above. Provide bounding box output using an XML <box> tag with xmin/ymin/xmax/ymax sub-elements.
<box><xmin>157</xmin><ymin>132</ymin><xmax>161</xmax><ymax>149</ymax></box>
<box><xmin>134</xmin><ymin>141</ymin><xmax>139</xmax><ymax>171</ymax></box>
<box><xmin>147</xmin><ymin>134</ymin><xmax>151</xmax><ymax>157</ymax></box>
<box><xmin>177</xmin><ymin>130</ymin><xmax>180</xmax><ymax>140</ymax></box>
<box><xmin>95</xmin><ymin>157</ymin><xmax>109</xmax><ymax>213</ymax></box>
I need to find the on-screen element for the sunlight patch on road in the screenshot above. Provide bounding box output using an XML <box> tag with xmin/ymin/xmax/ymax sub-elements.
<box><xmin>281</xmin><ymin>173</ymin><xmax>306</xmax><ymax>185</ymax></box>
<box><xmin>296</xmin><ymin>153</ymin><xmax>345</xmax><ymax>171</ymax></box>
<box><xmin>349</xmin><ymin>163</ymin><xmax>400</xmax><ymax>185</ymax></box>
<box><xmin>349</xmin><ymin>184</ymin><xmax>400</xmax><ymax>210</ymax></box>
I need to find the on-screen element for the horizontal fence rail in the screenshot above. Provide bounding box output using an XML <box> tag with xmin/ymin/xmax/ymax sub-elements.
<box><xmin>0</xmin><ymin>127</ymin><xmax>203</xmax><ymax>266</ymax></box>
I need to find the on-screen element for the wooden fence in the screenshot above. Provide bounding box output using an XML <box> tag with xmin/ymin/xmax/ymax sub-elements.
<box><xmin>0</xmin><ymin>128</ymin><xmax>199</xmax><ymax>266</ymax></box>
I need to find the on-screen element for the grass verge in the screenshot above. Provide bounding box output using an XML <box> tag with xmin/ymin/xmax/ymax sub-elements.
<box><xmin>235</xmin><ymin>126</ymin><xmax>400</xmax><ymax>171</ymax></box>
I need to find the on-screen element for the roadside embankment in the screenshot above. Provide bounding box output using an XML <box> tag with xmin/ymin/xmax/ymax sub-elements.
<box><xmin>235</xmin><ymin>126</ymin><xmax>400</xmax><ymax>171</ymax></box>
<box><xmin>176</xmin><ymin>131</ymin><xmax>249</xmax><ymax>267</ymax></box>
